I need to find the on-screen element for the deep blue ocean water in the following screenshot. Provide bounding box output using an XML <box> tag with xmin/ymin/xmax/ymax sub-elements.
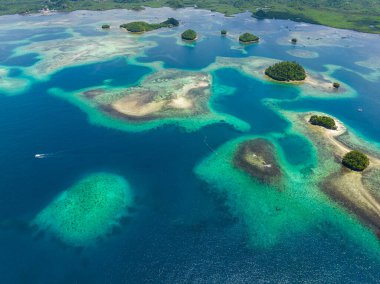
<box><xmin>1</xmin><ymin>8</ymin><xmax>380</xmax><ymax>283</ymax></box>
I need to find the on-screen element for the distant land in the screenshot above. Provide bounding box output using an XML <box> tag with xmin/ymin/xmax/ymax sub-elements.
<box><xmin>1</xmin><ymin>0</ymin><xmax>380</xmax><ymax>34</ymax></box>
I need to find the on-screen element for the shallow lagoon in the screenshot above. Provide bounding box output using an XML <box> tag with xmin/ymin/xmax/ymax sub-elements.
<box><xmin>1</xmin><ymin>7</ymin><xmax>380</xmax><ymax>283</ymax></box>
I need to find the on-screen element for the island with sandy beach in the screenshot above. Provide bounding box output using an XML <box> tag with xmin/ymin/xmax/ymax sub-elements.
<box><xmin>287</xmin><ymin>111</ymin><xmax>380</xmax><ymax>237</ymax></box>
<box><xmin>206</xmin><ymin>56</ymin><xmax>352</xmax><ymax>98</ymax></box>
<box><xmin>77</xmin><ymin>69</ymin><xmax>211</xmax><ymax>122</ymax></box>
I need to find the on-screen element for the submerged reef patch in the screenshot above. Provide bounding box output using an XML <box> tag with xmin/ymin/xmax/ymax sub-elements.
<box><xmin>0</xmin><ymin>67</ymin><xmax>30</xmax><ymax>95</ymax></box>
<box><xmin>195</xmin><ymin>128</ymin><xmax>380</xmax><ymax>254</ymax></box>
<box><xmin>195</xmin><ymin>136</ymin><xmax>319</xmax><ymax>248</ymax></box>
<box><xmin>99</xmin><ymin>70</ymin><xmax>211</xmax><ymax>121</ymax></box>
<box><xmin>14</xmin><ymin>34</ymin><xmax>154</xmax><ymax>79</ymax></box>
<box><xmin>33</xmin><ymin>173</ymin><xmax>133</xmax><ymax>247</ymax></box>
<box><xmin>282</xmin><ymin>111</ymin><xmax>380</xmax><ymax>236</ymax></box>
<box><xmin>233</xmin><ymin>138</ymin><xmax>282</xmax><ymax>186</ymax></box>
<box><xmin>50</xmin><ymin>68</ymin><xmax>250</xmax><ymax>132</ymax></box>
<box><xmin>286</xmin><ymin>49</ymin><xmax>319</xmax><ymax>59</ymax></box>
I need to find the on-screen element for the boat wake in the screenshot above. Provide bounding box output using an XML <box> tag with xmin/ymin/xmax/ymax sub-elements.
<box><xmin>34</xmin><ymin>153</ymin><xmax>55</xmax><ymax>159</ymax></box>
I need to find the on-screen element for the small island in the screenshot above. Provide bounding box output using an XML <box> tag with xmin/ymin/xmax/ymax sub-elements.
<box><xmin>291</xmin><ymin>38</ymin><xmax>298</xmax><ymax>44</ymax></box>
<box><xmin>120</xmin><ymin>17</ymin><xmax>179</xmax><ymax>33</ymax></box>
<box><xmin>342</xmin><ymin>150</ymin><xmax>370</xmax><ymax>171</ymax></box>
<box><xmin>333</xmin><ymin>82</ymin><xmax>340</xmax><ymax>89</ymax></box>
<box><xmin>101</xmin><ymin>24</ymin><xmax>110</xmax><ymax>29</ymax></box>
<box><xmin>221</xmin><ymin>30</ymin><xmax>227</xmax><ymax>36</ymax></box>
<box><xmin>234</xmin><ymin>139</ymin><xmax>282</xmax><ymax>186</ymax></box>
<box><xmin>239</xmin><ymin>32</ymin><xmax>259</xmax><ymax>44</ymax></box>
<box><xmin>309</xmin><ymin>115</ymin><xmax>337</xmax><ymax>130</ymax></box>
<box><xmin>181</xmin><ymin>29</ymin><xmax>197</xmax><ymax>41</ymax></box>
<box><xmin>265</xmin><ymin>61</ymin><xmax>306</xmax><ymax>82</ymax></box>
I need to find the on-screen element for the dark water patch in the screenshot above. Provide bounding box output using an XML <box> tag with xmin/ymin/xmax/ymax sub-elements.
<box><xmin>48</xmin><ymin>57</ymin><xmax>152</xmax><ymax>91</ymax></box>
<box><xmin>0</xmin><ymin>42</ymin><xmax>30</xmax><ymax>62</ymax></box>
<box><xmin>277</xmin><ymin>134</ymin><xmax>314</xmax><ymax>166</ymax></box>
<box><xmin>7</xmin><ymin>68</ymin><xmax>23</xmax><ymax>77</ymax></box>
<box><xmin>2</xmin><ymin>53</ymin><xmax>40</xmax><ymax>67</ymax></box>
<box><xmin>212</xmin><ymin>68</ymin><xmax>294</xmax><ymax>134</ymax></box>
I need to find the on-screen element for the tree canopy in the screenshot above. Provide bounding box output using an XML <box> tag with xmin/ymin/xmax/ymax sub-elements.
<box><xmin>265</xmin><ymin>61</ymin><xmax>306</xmax><ymax>81</ymax></box>
<box><xmin>239</xmin><ymin>32</ymin><xmax>259</xmax><ymax>43</ymax></box>
<box><xmin>161</xmin><ymin>17</ymin><xmax>180</xmax><ymax>27</ymax></box>
<box><xmin>342</xmin><ymin>151</ymin><xmax>370</xmax><ymax>171</ymax></box>
<box><xmin>181</xmin><ymin>29</ymin><xmax>197</xmax><ymax>40</ymax></box>
<box><xmin>120</xmin><ymin>18</ymin><xmax>179</xmax><ymax>33</ymax></box>
<box><xmin>309</xmin><ymin>115</ymin><xmax>337</xmax><ymax>130</ymax></box>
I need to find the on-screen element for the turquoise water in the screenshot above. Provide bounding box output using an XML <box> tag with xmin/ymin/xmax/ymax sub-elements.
<box><xmin>1</xmin><ymin>7</ymin><xmax>380</xmax><ymax>283</ymax></box>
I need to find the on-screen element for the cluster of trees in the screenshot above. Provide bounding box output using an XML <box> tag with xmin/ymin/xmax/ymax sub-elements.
<box><xmin>181</xmin><ymin>29</ymin><xmax>197</xmax><ymax>40</ymax></box>
<box><xmin>239</xmin><ymin>32</ymin><xmax>259</xmax><ymax>43</ymax></box>
<box><xmin>309</xmin><ymin>115</ymin><xmax>337</xmax><ymax>130</ymax></box>
<box><xmin>101</xmin><ymin>24</ymin><xmax>110</xmax><ymax>29</ymax></box>
<box><xmin>120</xmin><ymin>17</ymin><xmax>179</xmax><ymax>33</ymax></box>
<box><xmin>333</xmin><ymin>82</ymin><xmax>340</xmax><ymax>88</ymax></box>
<box><xmin>342</xmin><ymin>150</ymin><xmax>369</xmax><ymax>171</ymax></box>
<box><xmin>265</xmin><ymin>61</ymin><xmax>306</xmax><ymax>81</ymax></box>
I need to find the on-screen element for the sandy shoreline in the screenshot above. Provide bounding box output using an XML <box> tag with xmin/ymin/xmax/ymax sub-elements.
<box><xmin>300</xmin><ymin>112</ymin><xmax>380</xmax><ymax>235</ymax></box>
<box><xmin>79</xmin><ymin>70</ymin><xmax>211</xmax><ymax>122</ymax></box>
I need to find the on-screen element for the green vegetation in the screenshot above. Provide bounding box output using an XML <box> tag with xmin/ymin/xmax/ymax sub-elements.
<box><xmin>120</xmin><ymin>17</ymin><xmax>179</xmax><ymax>33</ymax></box>
<box><xmin>309</xmin><ymin>115</ymin><xmax>337</xmax><ymax>130</ymax></box>
<box><xmin>1</xmin><ymin>1</ymin><xmax>380</xmax><ymax>34</ymax></box>
<box><xmin>342</xmin><ymin>151</ymin><xmax>370</xmax><ymax>171</ymax></box>
<box><xmin>291</xmin><ymin>38</ymin><xmax>297</xmax><ymax>44</ymax></box>
<box><xmin>221</xmin><ymin>29</ymin><xmax>227</xmax><ymax>36</ymax></box>
<box><xmin>181</xmin><ymin>29</ymin><xmax>197</xmax><ymax>40</ymax></box>
<box><xmin>239</xmin><ymin>32</ymin><xmax>259</xmax><ymax>43</ymax></box>
<box><xmin>333</xmin><ymin>82</ymin><xmax>340</xmax><ymax>89</ymax></box>
<box><xmin>101</xmin><ymin>24</ymin><xmax>110</xmax><ymax>29</ymax></box>
<box><xmin>161</xmin><ymin>17</ymin><xmax>180</xmax><ymax>27</ymax></box>
<box><xmin>265</xmin><ymin>61</ymin><xmax>306</xmax><ymax>81</ymax></box>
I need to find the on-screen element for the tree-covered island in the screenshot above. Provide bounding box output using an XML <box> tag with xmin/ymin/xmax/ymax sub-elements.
<box><xmin>239</xmin><ymin>32</ymin><xmax>259</xmax><ymax>43</ymax></box>
<box><xmin>101</xmin><ymin>24</ymin><xmax>110</xmax><ymax>29</ymax></box>
<box><xmin>309</xmin><ymin>115</ymin><xmax>337</xmax><ymax>130</ymax></box>
<box><xmin>333</xmin><ymin>82</ymin><xmax>340</xmax><ymax>89</ymax></box>
<box><xmin>342</xmin><ymin>150</ymin><xmax>370</xmax><ymax>171</ymax></box>
<box><xmin>120</xmin><ymin>17</ymin><xmax>179</xmax><ymax>33</ymax></box>
<box><xmin>265</xmin><ymin>61</ymin><xmax>306</xmax><ymax>81</ymax></box>
<box><xmin>181</xmin><ymin>29</ymin><xmax>197</xmax><ymax>41</ymax></box>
